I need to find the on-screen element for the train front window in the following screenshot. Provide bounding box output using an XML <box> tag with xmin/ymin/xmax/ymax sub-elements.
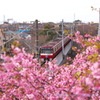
<box><xmin>41</xmin><ymin>47</ymin><xmax>53</xmax><ymax>54</ymax></box>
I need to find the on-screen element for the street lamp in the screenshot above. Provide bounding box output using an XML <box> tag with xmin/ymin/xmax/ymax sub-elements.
<box><xmin>91</xmin><ymin>6</ymin><xmax>100</xmax><ymax>36</ymax></box>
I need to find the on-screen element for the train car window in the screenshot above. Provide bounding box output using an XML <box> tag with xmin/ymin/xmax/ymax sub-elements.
<box><xmin>40</xmin><ymin>47</ymin><xmax>53</xmax><ymax>54</ymax></box>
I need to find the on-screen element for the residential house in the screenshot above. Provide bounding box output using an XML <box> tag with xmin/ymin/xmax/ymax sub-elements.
<box><xmin>0</xmin><ymin>29</ymin><xmax>4</xmax><ymax>54</ymax></box>
<box><xmin>3</xmin><ymin>30</ymin><xmax>32</xmax><ymax>53</ymax></box>
<box><xmin>3</xmin><ymin>30</ymin><xmax>20</xmax><ymax>52</ymax></box>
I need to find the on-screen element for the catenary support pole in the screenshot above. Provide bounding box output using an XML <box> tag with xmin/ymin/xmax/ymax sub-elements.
<box><xmin>35</xmin><ymin>19</ymin><xmax>39</xmax><ymax>59</ymax></box>
<box><xmin>61</xmin><ymin>19</ymin><xmax>65</xmax><ymax>58</ymax></box>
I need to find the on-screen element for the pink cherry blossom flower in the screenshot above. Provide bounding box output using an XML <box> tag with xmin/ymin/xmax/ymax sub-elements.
<box><xmin>85</xmin><ymin>78</ymin><xmax>93</xmax><ymax>86</ymax></box>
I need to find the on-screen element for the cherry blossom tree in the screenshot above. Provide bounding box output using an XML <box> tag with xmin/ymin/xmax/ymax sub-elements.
<box><xmin>0</xmin><ymin>32</ymin><xmax>100</xmax><ymax>100</ymax></box>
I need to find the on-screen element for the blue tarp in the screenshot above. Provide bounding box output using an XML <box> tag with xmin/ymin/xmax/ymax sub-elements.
<box><xmin>18</xmin><ymin>30</ymin><xmax>29</xmax><ymax>32</ymax></box>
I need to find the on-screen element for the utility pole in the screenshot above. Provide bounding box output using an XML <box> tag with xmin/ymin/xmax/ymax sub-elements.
<box><xmin>98</xmin><ymin>8</ymin><xmax>100</xmax><ymax>36</ymax></box>
<box><xmin>72</xmin><ymin>13</ymin><xmax>75</xmax><ymax>33</ymax></box>
<box><xmin>35</xmin><ymin>19</ymin><xmax>39</xmax><ymax>58</ymax></box>
<box><xmin>30</xmin><ymin>21</ymin><xmax>35</xmax><ymax>53</ymax></box>
<box><xmin>91</xmin><ymin>6</ymin><xmax>100</xmax><ymax>36</ymax></box>
<box><xmin>3</xmin><ymin>15</ymin><xmax>5</xmax><ymax>23</ymax></box>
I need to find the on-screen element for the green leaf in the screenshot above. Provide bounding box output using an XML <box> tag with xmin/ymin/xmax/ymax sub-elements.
<box><xmin>77</xmin><ymin>76</ymin><xmax>81</xmax><ymax>80</ymax></box>
<box><xmin>88</xmin><ymin>53</ymin><xmax>98</xmax><ymax>59</ymax></box>
<box><xmin>74</xmin><ymin>71</ymin><xmax>81</xmax><ymax>77</ymax></box>
<box><xmin>17</xmin><ymin>67</ymin><xmax>23</xmax><ymax>71</ymax></box>
<box><xmin>85</xmin><ymin>41</ymin><xmax>92</xmax><ymax>46</ymax></box>
<box><xmin>85</xmin><ymin>70</ymin><xmax>92</xmax><ymax>74</ymax></box>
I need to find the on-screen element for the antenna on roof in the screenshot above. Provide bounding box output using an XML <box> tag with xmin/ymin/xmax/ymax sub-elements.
<box><xmin>3</xmin><ymin>15</ymin><xmax>5</xmax><ymax>23</ymax></box>
<box><xmin>7</xmin><ymin>19</ymin><xmax>13</xmax><ymax>23</ymax></box>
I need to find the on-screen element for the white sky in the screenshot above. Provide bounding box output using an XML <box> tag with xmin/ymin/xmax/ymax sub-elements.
<box><xmin>0</xmin><ymin>0</ymin><xmax>100</xmax><ymax>23</ymax></box>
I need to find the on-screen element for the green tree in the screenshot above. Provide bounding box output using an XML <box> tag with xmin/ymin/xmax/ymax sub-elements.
<box><xmin>39</xmin><ymin>24</ymin><xmax>57</xmax><ymax>41</ymax></box>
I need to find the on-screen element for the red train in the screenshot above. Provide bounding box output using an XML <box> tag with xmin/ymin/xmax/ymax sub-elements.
<box><xmin>40</xmin><ymin>36</ymin><xmax>71</xmax><ymax>61</ymax></box>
